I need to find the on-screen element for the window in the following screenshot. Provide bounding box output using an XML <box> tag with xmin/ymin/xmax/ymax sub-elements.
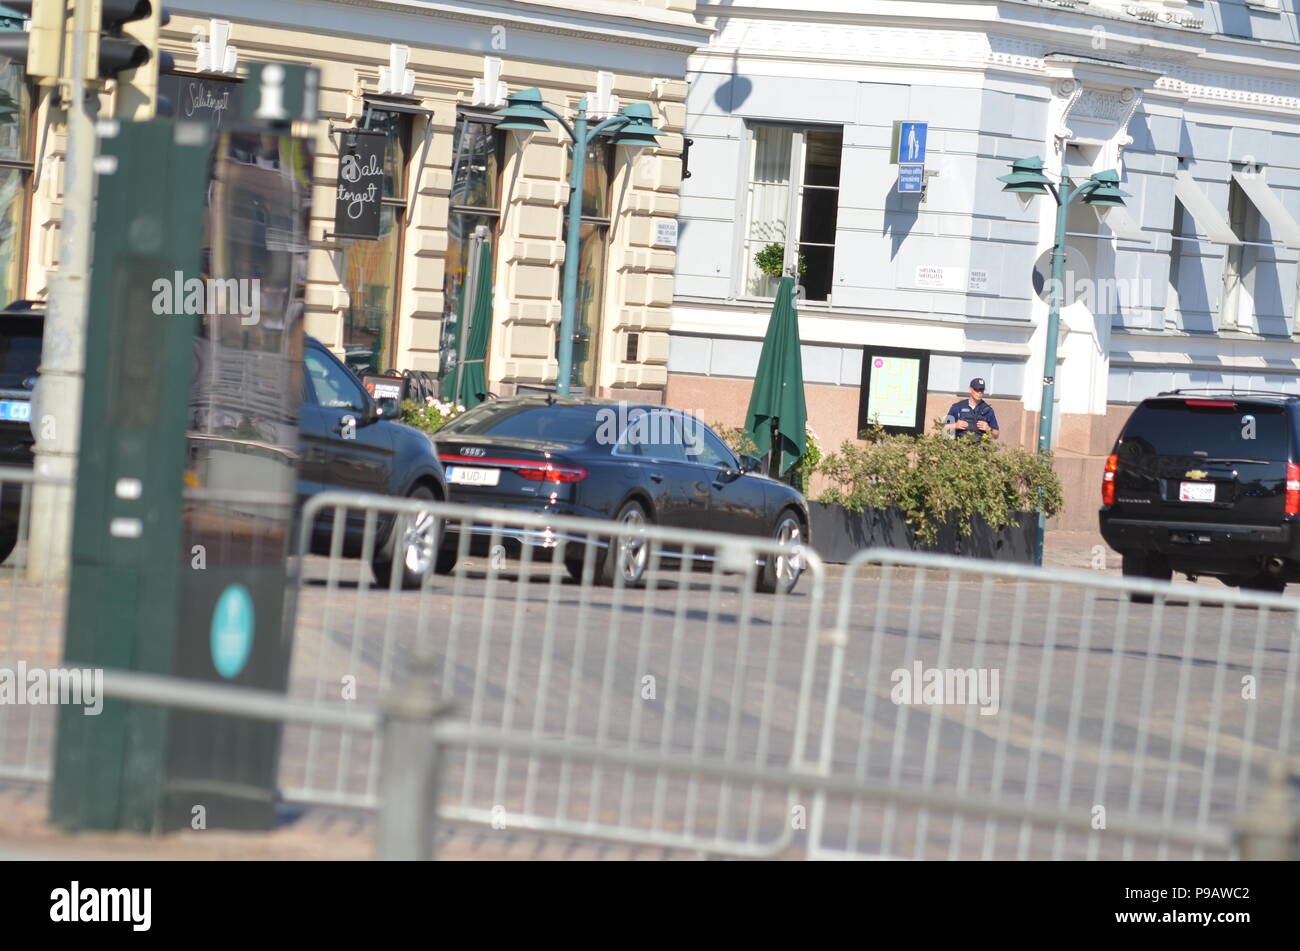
<box><xmin>742</xmin><ymin>124</ymin><xmax>842</xmax><ymax>302</ymax></box>
<box><xmin>568</xmin><ymin>138</ymin><xmax>614</xmax><ymax>392</ymax></box>
<box><xmin>304</xmin><ymin>347</ymin><xmax>367</xmax><ymax>411</ymax></box>
<box><xmin>442</xmin><ymin>114</ymin><xmax>504</xmax><ymax>386</ymax></box>
<box><xmin>688</xmin><ymin>425</ymin><xmax>737</xmax><ymax>470</ymax></box>
<box><xmin>1221</xmin><ymin>178</ymin><xmax>1260</xmax><ymax>332</ymax></box>
<box><xmin>341</xmin><ymin>108</ymin><xmax>411</xmax><ymax>375</ymax></box>
<box><xmin>0</xmin><ymin>64</ymin><xmax>32</xmax><ymax>307</ymax></box>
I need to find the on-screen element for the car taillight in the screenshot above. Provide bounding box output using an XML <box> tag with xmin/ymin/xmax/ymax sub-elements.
<box><xmin>1102</xmin><ymin>453</ymin><xmax>1118</xmax><ymax>506</ymax></box>
<box><xmin>515</xmin><ymin>465</ymin><xmax>587</xmax><ymax>484</ymax></box>
<box><xmin>1287</xmin><ymin>462</ymin><xmax>1300</xmax><ymax>517</ymax></box>
<box><xmin>1185</xmin><ymin>399</ymin><xmax>1236</xmax><ymax>408</ymax></box>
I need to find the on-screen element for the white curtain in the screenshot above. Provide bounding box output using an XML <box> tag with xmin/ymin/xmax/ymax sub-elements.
<box><xmin>745</xmin><ymin>126</ymin><xmax>792</xmax><ymax>295</ymax></box>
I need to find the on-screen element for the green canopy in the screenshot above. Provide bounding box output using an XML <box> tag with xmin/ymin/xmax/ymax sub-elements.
<box><xmin>442</xmin><ymin>238</ymin><xmax>493</xmax><ymax>408</ymax></box>
<box><xmin>744</xmin><ymin>275</ymin><xmax>807</xmax><ymax>477</ymax></box>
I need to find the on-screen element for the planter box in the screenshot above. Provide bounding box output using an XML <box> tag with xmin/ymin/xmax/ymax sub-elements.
<box><xmin>808</xmin><ymin>501</ymin><xmax>1036</xmax><ymax>565</ymax></box>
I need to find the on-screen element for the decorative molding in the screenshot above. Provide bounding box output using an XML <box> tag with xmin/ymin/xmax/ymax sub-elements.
<box><xmin>194</xmin><ymin>18</ymin><xmax>238</xmax><ymax>74</ymax></box>
<box><xmin>472</xmin><ymin>56</ymin><xmax>507</xmax><ymax>108</ymax></box>
<box><xmin>379</xmin><ymin>43</ymin><xmax>416</xmax><ymax>97</ymax></box>
<box><xmin>588</xmin><ymin>71</ymin><xmax>619</xmax><ymax>120</ymax></box>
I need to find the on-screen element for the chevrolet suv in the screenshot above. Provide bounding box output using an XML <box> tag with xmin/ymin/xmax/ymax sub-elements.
<box><xmin>1099</xmin><ymin>390</ymin><xmax>1300</xmax><ymax>596</ymax></box>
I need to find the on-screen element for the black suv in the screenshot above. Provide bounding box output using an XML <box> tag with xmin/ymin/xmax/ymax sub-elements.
<box><xmin>1099</xmin><ymin>390</ymin><xmax>1300</xmax><ymax>595</ymax></box>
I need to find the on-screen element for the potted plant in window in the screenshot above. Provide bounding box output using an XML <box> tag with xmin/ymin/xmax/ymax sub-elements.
<box><xmin>754</xmin><ymin>243</ymin><xmax>806</xmax><ymax>296</ymax></box>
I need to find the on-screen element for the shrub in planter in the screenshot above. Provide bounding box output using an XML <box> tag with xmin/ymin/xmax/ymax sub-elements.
<box><xmin>815</xmin><ymin>422</ymin><xmax>1062</xmax><ymax>547</ymax></box>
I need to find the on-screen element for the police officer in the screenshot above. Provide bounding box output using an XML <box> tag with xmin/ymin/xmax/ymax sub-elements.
<box><xmin>946</xmin><ymin>378</ymin><xmax>1000</xmax><ymax>440</ymax></box>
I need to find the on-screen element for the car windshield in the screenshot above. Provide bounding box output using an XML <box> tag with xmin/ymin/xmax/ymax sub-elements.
<box><xmin>440</xmin><ymin>402</ymin><xmax>602</xmax><ymax>446</ymax></box>
<box><xmin>1121</xmin><ymin>400</ymin><xmax>1290</xmax><ymax>461</ymax></box>
<box><xmin>0</xmin><ymin>320</ymin><xmax>41</xmax><ymax>389</ymax></box>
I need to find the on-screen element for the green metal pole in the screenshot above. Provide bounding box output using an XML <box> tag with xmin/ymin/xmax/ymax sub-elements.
<box><xmin>1034</xmin><ymin>180</ymin><xmax>1072</xmax><ymax>566</ymax></box>
<box><xmin>556</xmin><ymin>100</ymin><xmax>589</xmax><ymax>396</ymax></box>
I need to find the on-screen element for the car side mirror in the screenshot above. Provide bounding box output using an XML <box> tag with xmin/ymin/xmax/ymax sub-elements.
<box><xmin>375</xmin><ymin>396</ymin><xmax>400</xmax><ymax>419</ymax></box>
<box><xmin>738</xmin><ymin>454</ymin><xmax>763</xmax><ymax>473</ymax></box>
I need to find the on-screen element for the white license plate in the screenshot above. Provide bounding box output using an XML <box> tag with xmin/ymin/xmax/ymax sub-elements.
<box><xmin>447</xmin><ymin>466</ymin><xmax>500</xmax><ymax>487</ymax></box>
<box><xmin>1179</xmin><ymin>481</ymin><xmax>1215</xmax><ymax>503</ymax></box>
<box><xmin>0</xmin><ymin>399</ymin><xmax>30</xmax><ymax>422</ymax></box>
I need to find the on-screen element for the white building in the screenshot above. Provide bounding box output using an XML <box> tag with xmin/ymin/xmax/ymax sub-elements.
<box><xmin>669</xmin><ymin>0</ymin><xmax>1300</xmax><ymax>526</ymax></box>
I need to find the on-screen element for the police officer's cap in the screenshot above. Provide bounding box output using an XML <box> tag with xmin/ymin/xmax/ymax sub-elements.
<box><xmin>969</xmin><ymin>377</ymin><xmax>986</xmax><ymax>392</ymax></box>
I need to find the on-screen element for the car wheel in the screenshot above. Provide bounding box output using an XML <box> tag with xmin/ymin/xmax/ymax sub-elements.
<box><xmin>594</xmin><ymin>500</ymin><xmax>650</xmax><ymax>588</ymax></box>
<box><xmin>1240</xmin><ymin>575</ymin><xmax>1287</xmax><ymax>596</ymax></box>
<box><xmin>1122</xmin><ymin>551</ymin><xmax>1171</xmax><ymax>604</ymax></box>
<box><xmin>0</xmin><ymin>523</ymin><xmax>16</xmax><ymax>566</ymax></box>
<box><xmin>371</xmin><ymin>485</ymin><xmax>444</xmax><ymax>589</ymax></box>
<box><xmin>757</xmin><ymin>510</ymin><xmax>806</xmax><ymax>595</ymax></box>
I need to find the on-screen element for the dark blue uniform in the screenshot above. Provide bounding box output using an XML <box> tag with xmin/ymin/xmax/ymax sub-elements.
<box><xmin>947</xmin><ymin>399</ymin><xmax>999</xmax><ymax>439</ymax></box>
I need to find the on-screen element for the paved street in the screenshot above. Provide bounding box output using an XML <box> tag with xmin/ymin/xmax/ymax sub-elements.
<box><xmin>2</xmin><ymin>530</ymin><xmax>1296</xmax><ymax>859</ymax></box>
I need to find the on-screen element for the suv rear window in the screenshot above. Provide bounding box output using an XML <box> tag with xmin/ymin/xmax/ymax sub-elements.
<box><xmin>0</xmin><ymin>319</ymin><xmax>41</xmax><ymax>389</ymax></box>
<box><xmin>1121</xmin><ymin>399</ymin><xmax>1291</xmax><ymax>460</ymax></box>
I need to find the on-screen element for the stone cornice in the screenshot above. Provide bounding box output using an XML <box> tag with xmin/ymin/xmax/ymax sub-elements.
<box><xmin>695</xmin><ymin>16</ymin><xmax>1300</xmax><ymax>115</ymax></box>
<box><xmin>173</xmin><ymin>0</ymin><xmax>714</xmax><ymax>55</ymax></box>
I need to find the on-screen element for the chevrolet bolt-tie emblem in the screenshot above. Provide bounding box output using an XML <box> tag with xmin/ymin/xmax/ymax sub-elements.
<box><xmin>1185</xmin><ymin>470</ymin><xmax>1208</xmax><ymax>480</ymax></box>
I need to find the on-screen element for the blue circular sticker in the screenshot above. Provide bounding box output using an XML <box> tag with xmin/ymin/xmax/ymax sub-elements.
<box><xmin>211</xmin><ymin>583</ymin><xmax>255</xmax><ymax>679</ymax></box>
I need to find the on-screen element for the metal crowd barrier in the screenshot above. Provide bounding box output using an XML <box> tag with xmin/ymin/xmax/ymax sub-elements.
<box><xmin>284</xmin><ymin>491</ymin><xmax>828</xmax><ymax>857</ymax></box>
<box><xmin>809</xmin><ymin>549</ymin><xmax>1300</xmax><ymax>860</ymax></box>
<box><xmin>0</xmin><ymin>465</ymin><xmax>72</xmax><ymax>783</ymax></box>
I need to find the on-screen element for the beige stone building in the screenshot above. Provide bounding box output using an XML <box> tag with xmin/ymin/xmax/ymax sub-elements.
<box><xmin>4</xmin><ymin>1</ymin><xmax>707</xmax><ymax>399</ymax></box>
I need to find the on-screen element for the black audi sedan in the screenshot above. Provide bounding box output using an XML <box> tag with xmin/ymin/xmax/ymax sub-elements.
<box><xmin>432</xmin><ymin>396</ymin><xmax>810</xmax><ymax>593</ymax></box>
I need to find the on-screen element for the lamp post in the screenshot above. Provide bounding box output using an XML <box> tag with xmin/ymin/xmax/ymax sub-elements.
<box><xmin>998</xmin><ymin>157</ymin><xmax>1130</xmax><ymax>565</ymax></box>
<box><xmin>494</xmin><ymin>88</ymin><xmax>664</xmax><ymax>396</ymax></box>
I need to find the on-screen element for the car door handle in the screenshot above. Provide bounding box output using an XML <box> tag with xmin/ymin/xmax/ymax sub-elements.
<box><xmin>648</xmin><ymin>472</ymin><xmax>664</xmax><ymax>483</ymax></box>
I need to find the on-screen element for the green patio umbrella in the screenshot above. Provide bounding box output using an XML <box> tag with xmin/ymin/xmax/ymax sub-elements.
<box><xmin>744</xmin><ymin>275</ymin><xmax>807</xmax><ymax>478</ymax></box>
<box><xmin>443</xmin><ymin>237</ymin><xmax>494</xmax><ymax>408</ymax></box>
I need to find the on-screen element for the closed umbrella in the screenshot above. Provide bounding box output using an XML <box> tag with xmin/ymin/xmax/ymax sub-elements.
<box><xmin>744</xmin><ymin>275</ymin><xmax>807</xmax><ymax>478</ymax></box>
<box><xmin>443</xmin><ymin>236</ymin><xmax>494</xmax><ymax>407</ymax></box>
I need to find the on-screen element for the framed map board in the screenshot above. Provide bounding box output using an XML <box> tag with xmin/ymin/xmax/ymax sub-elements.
<box><xmin>858</xmin><ymin>346</ymin><xmax>930</xmax><ymax>437</ymax></box>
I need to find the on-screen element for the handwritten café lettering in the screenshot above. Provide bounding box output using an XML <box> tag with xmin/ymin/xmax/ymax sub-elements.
<box><xmin>337</xmin><ymin>151</ymin><xmax>381</xmax><ymax>220</ymax></box>
<box><xmin>182</xmin><ymin>81</ymin><xmax>232</xmax><ymax>127</ymax></box>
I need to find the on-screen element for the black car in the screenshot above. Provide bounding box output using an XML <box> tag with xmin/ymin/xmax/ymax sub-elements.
<box><xmin>431</xmin><ymin>396</ymin><xmax>810</xmax><ymax>593</ymax></box>
<box><xmin>0</xmin><ymin>325</ymin><xmax>447</xmax><ymax>586</ymax></box>
<box><xmin>1099</xmin><ymin>389</ymin><xmax>1300</xmax><ymax>597</ymax></box>
<box><xmin>0</xmin><ymin>303</ymin><xmax>43</xmax><ymax>563</ymax></box>
<box><xmin>299</xmin><ymin>337</ymin><xmax>448</xmax><ymax>587</ymax></box>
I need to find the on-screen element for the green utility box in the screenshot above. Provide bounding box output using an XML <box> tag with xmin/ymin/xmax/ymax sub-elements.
<box><xmin>52</xmin><ymin>70</ymin><xmax>317</xmax><ymax>833</ymax></box>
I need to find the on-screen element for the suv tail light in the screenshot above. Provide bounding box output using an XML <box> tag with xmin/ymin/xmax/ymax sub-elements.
<box><xmin>1102</xmin><ymin>453</ymin><xmax>1118</xmax><ymax>506</ymax></box>
<box><xmin>1287</xmin><ymin>463</ymin><xmax>1300</xmax><ymax>517</ymax></box>
<box><xmin>1185</xmin><ymin>399</ymin><xmax>1237</xmax><ymax>408</ymax></box>
<box><xmin>516</xmin><ymin>464</ymin><xmax>587</xmax><ymax>484</ymax></box>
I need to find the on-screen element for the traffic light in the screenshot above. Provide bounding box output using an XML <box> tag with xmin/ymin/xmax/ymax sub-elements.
<box><xmin>0</xmin><ymin>1</ymin><xmax>68</xmax><ymax>85</ymax></box>
<box><xmin>98</xmin><ymin>0</ymin><xmax>171</xmax><ymax>119</ymax></box>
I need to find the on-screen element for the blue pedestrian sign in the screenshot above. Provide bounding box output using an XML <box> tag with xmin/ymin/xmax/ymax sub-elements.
<box><xmin>898</xmin><ymin>121</ymin><xmax>928</xmax><ymax>165</ymax></box>
<box><xmin>210</xmin><ymin>583</ymin><xmax>255</xmax><ymax>679</ymax></box>
<box><xmin>898</xmin><ymin>164</ymin><xmax>925</xmax><ymax>194</ymax></box>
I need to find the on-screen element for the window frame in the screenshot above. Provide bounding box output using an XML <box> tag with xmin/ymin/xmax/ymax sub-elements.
<box><xmin>443</xmin><ymin>111</ymin><xmax>506</xmax><ymax>387</ymax></box>
<box><xmin>0</xmin><ymin>66</ymin><xmax>35</xmax><ymax>307</ymax></box>
<box><xmin>340</xmin><ymin>106</ymin><xmax>413</xmax><ymax>375</ymax></box>
<box><xmin>568</xmin><ymin>133</ymin><xmax>616</xmax><ymax>392</ymax></box>
<box><xmin>1221</xmin><ymin>177</ymin><xmax>1261</xmax><ymax>333</ymax></box>
<box><xmin>737</xmin><ymin>121</ymin><xmax>842</xmax><ymax>303</ymax></box>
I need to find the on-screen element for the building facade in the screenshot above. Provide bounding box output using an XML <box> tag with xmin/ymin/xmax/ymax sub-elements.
<box><xmin>1</xmin><ymin>0</ymin><xmax>707</xmax><ymax>399</ymax></box>
<box><xmin>670</xmin><ymin>0</ymin><xmax>1300</xmax><ymax>527</ymax></box>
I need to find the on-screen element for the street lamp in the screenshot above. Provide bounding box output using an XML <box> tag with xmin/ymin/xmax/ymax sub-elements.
<box><xmin>494</xmin><ymin>87</ymin><xmax>664</xmax><ymax>395</ymax></box>
<box><xmin>998</xmin><ymin>155</ymin><xmax>1130</xmax><ymax>565</ymax></box>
